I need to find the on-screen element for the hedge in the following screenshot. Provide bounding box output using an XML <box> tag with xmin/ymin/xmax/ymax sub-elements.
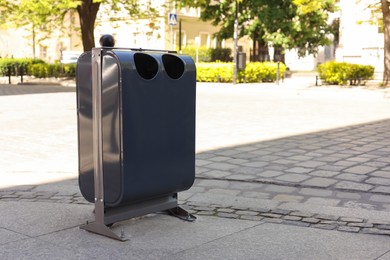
<box><xmin>196</xmin><ymin>62</ymin><xmax>286</xmax><ymax>83</ymax></box>
<box><xmin>0</xmin><ymin>58</ymin><xmax>76</xmax><ymax>78</ymax></box>
<box><xmin>181</xmin><ymin>47</ymin><xmax>233</xmax><ymax>62</ymax></box>
<box><xmin>317</xmin><ymin>61</ymin><xmax>374</xmax><ymax>85</ymax></box>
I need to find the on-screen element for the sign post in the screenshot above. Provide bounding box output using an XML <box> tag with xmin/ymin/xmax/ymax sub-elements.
<box><xmin>168</xmin><ymin>13</ymin><xmax>177</xmax><ymax>50</ymax></box>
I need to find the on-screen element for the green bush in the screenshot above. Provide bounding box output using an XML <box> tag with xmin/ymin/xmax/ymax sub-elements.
<box><xmin>317</xmin><ymin>61</ymin><xmax>374</xmax><ymax>85</ymax></box>
<box><xmin>196</xmin><ymin>62</ymin><xmax>286</xmax><ymax>83</ymax></box>
<box><xmin>197</xmin><ymin>62</ymin><xmax>234</xmax><ymax>82</ymax></box>
<box><xmin>0</xmin><ymin>58</ymin><xmax>45</xmax><ymax>76</ymax></box>
<box><xmin>210</xmin><ymin>48</ymin><xmax>232</xmax><ymax>62</ymax></box>
<box><xmin>244</xmin><ymin>62</ymin><xmax>286</xmax><ymax>82</ymax></box>
<box><xmin>181</xmin><ymin>46</ymin><xmax>211</xmax><ymax>62</ymax></box>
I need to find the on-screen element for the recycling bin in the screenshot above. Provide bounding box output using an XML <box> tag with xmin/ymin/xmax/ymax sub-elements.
<box><xmin>76</xmin><ymin>48</ymin><xmax>196</xmax><ymax>211</ymax></box>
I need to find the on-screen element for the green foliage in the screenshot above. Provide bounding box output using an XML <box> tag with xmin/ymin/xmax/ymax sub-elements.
<box><xmin>178</xmin><ymin>0</ymin><xmax>337</xmax><ymax>57</ymax></box>
<box><xmin>181</xmin><ymin>46</ymin><xmax>233</xmax><ymax>62</ymax></box>
<box><xmin>0</xmin><ymin>58</ymin><xmax>45</xmax><ymax>76</ymax></box>
<box><xmin>317</xmin><ymin>61</ymin><xmax>375</xmax><ymax>85</ymax></box>
<box><xmin>197</xmin><ymin>62</ymin><xmax>234</xmax><ymax>82</ymax></box>
<box><xmin>210</xmin><ymin>48</ymin><xmax>232</xmax><ymax>62</ymax></box>
<box><xmin>0</xmin><ymin>58</ymin><xmax>75</xmax><ymax>78</ymax></box>
<box><xmin>244</xmin><ymin>62</ymin><xmax>287</xmax><ymax>82</ymax></box>
<box><xmin>181</xmin><ymin>46</ymin><xmax>211</xmax><ymax>62</ymax></box>
<box><xmin>196</xmin><ymin>62</ymin><xmax>286</xmax><ymax>83</ymax></box>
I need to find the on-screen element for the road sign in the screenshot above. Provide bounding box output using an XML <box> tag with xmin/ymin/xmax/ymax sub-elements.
<box><xmin>168</xmin><ymin>13</ymin><xmax>177</xmax><ymax>26</ymax></box>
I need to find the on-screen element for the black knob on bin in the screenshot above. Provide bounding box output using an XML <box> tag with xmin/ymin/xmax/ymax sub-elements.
<box><xmin>99</xmin><ymin>34</ymin><xmax>115</xmax><ymax>47</ymax></box>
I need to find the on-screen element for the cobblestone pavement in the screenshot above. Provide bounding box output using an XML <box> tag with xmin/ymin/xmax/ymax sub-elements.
<box><xmin>2</xmin><ymin>80</ymin><xmax>390</xmax><ymax>236</ymax></box>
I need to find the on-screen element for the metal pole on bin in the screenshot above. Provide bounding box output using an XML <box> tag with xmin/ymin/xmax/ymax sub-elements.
<box><xmin>80</xmin><ymin>36</ymin><xmax>126</xmax><ymax>241</ymax></box>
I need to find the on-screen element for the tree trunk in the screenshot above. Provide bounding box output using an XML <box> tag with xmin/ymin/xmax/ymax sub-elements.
<box><xmin>77</xmin><ymin>0</ymin><xmax>100</xmax><ymax>52</ymax></box>
<box><xmin>381</xmin><ymin>0</ymin><xmax>390</xmax><ymax>86</ymax></box>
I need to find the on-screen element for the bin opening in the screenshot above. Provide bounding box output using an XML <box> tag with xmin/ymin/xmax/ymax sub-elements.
<box><xmin>162</xmin><ymin>54</ymin><xmax>185</xmax><ymax>80</ymax></box>
<box><xmin>134</xmin><ymin>53</ymin><xmax>158</xmax><ymax>80</ymax></box>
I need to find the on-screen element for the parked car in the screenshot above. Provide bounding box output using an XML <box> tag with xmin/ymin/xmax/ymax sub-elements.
<box><xmin>60</xmin><ymin>51</ymin><xmax>82</xmax><ymax>64</ymax></box>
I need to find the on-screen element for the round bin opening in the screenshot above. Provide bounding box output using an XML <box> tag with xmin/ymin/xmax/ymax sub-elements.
<box><xmin>134</xmin><ymin>53</ymin><xmax>158</xmax><ymax>80</ymax></box>
<box><xmin>162</xmin><ymin>54</ymin><xmax>185</xmax><ymax>79</ymax></box>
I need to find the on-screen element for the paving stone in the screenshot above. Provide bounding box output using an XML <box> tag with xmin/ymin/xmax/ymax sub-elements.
<box><xmin>276</xmin><ymin>173</ymin><xmax>311</xmax><ymax>182</ymax></box>
<box><xmin>361</xmin><ymin>228</ymin><xmax>390</xmax><ymax>235</ymax></box>
<box><xmin>262</xmin><ymin>218</ymin><xmax>284</xmax><ymax>224</ymax></box>
<box><xmin>371</xmin><ymin>186</ymin><xmax>390</xmax><ymax>194</ymax></box>
<box><xmin>370</xmin><ymin>171</ymin><xmax>390</xmax><ymax>178</ymax></box>
<box><xmin>272</xmin><ymin>194</ymin><xmax>304</xmax><ymax>203</ymax></box>
<box><xmin>348</xmin><ymin>223</ymin><xmax>374</xmax><ymax>228</ymax></box>
<box><xmin>283</xmin><ymin>220</ymin><xmax>311</xmax><ymax>227</ymax></box>
<box><xmin>335</xmin><ymin>173</ymin><xmax>368</xmax><ymax>182</ymax></box>
<box><xmin>375</xmin><ymin>225</ymin><xmax>390</xmax><ymax>230</ymax></box>
<box><xmin>334</xmin><ymin>181</ymin><xmax>373</xmax><ymax>192</ymax></box>
<box><xmin>196</xmin><ymin>153</ymin><xmax>215</xmax><ymax>159</ymax></box>
<box><xmin>197</xmin><ymin>211</ymin><xmax>216</xmax><ymax>216</ymax></box>
<box><xmin>315</xmin><ymin>156</ymin><xmax>342</xmax><ymax>162</ymax></box>
<box><xmin>227</xmin><ymin>174</ymin><xmax>256</xmax><ymax>180</ymax></box>
<box><xmin>369</xmin><ymin>194</ymin><xmax>390</xmax><ymax>203</ymax></box>
<box><xmin>290</xmin><ymin>211</ymin><xmax>313</xmax><ymax>218</ymax></box>
<box><xmin>231</xmin><ymin>167</ymin><xmax>262</xmax><ymax>175</ymax></box>
<box><xmin>265</xmin><ymin>184</ymin><xmax>297</xmax><ymax>193</ymax></box>
<box><xmin>208</xmin><ymin>156</ymin><xmax>231</xmax><ymax>162</ymax></box>
<box><xmin>302</xmin><ymin>218</ymin><xmax>320</xmax><ymax>224</ymax></box>
<box><xmin>228</xmin><ymin>182</ymin><xmax>263</xmax><ymax>190</ymax></box>
<box><xmin>339</xmin><ymin>217</ymin><xmax>364</xmax><ymax>223</ymax></box>
<box><xmin>302</xmin><ymin>177</ymin><xmax>337</xmax><ymax>188</ymax></box>
<box><xmin>343</xmin><ymin>201</ymin><xmax>377</xmax><ymax>210</ymax></box>
<box><xmin>282</xmin><ymin>215</ymin><xmax>302</xmax><ymax>221</ymax></box>
<box><xmin>295</xmin><ymin>161</ymin><xmax>327</xmax><ymax>168</ymax></box>
<box><xmin>313</xmin><ymin>214</ymin><xmax>339</xmax><ymax>221</ymax></box>
<box><xmin>196</xmin><ymin>167</ymin><xmax>210</xmax><ymax>174</ymax></box>
<box><xmin>239</xmin><ymin>215</ymin><xmax>263</xmax><ymax>221</ymax></box>
<box><xmin>346</xmin><ymin>157</ymin><xmax>372</xmax><ymax>163</ymax></box>
<box><xmin>196</xmin><ymin>159</ymin><xmax>213</xmax><ymax>166</ymax></box>
<box><xmin>365</xmin><ymin>177</ymin><xmax>390</xmax><ymax>186</ymax></box>
<box><xmin>235</xmin><ymin>210</ymin><xmax>259</xmax><ymax>216</ymax></box>
<box><xmin>287</xmin><ymin>155</ymin><xmax>313</xmax><ymax>161</ymax></box>
<box><xmin>242</xmin><ymin>161</ymin><xmax>269</xmax><ymax>168</ymax></box>
<box><xmin>305</xmin><ymin>197</ymin><xmax>340</xmax><ymax>206</ymax></box>
<box><xmin>343</xmin><ymin>165</ymin><xmax>377</xmax><ymax>175</ymax></box>
<box><xmin>335</xmin><ymin>191</ymin><xmax>362</xmax><ymax>200</ymax></box>
<box><xmin>205</xmin><ymin>162</ymin><xmax>239</xmax><ymax>171</ymax></box>
<box><xmin>197</xmin><ymin>179</ymin><xmax>230</xmax><ymax>188</ymax></box>
<box><xmin>298</xmin><ymin>188</ymin><xmax>333</xmax><ymax>197</ymax></box>
<box><xmin>337</xmin><ymin>226</ymin><xmax>360</xmax><ymax>233</ymax></box>
<box><xmin>285</xmin><ymin>167</ymin><xmax>313</xmax><ymax>174</ymax></box>
<box><xmin>334</xmin><ymin>161</ymin><xmax>359</xmax><ymax>167</ymax></box>
<box><xmin>241</xmin><ymin>191</ymin><xmax>270</xmax><ymax>199</ymax></box>
<box><xmin>317</xmin><ymin>165</ymin><xmax>347</xmax><ymax>172</ymax></box>
<box><xmin>312</xmin><ymin>224</ymin><xmax>337</xmax><ymax>230</ymax></box>
<box><xmin>309</xmin><ymin>170</ymin><xmax>339</xmax><ymax>178</ymax></box>
<box><xmin>272</xmin><ymin>159</ymin><xmax>297</xmax><ymax>165</ymax></box>
<box><xmin>202</xmin><ymin>170</ymin><xmax>231</xmax><ymax>178</ymax></box>
<box><xmin>208</xmin><ymin>188</ymin><xmax>241</xmax><ymax>196</ymax></box>
<box><xmin>232</xmin><ymin>153</ymin><xmax>259</xmax><ymax>159</ymax></box>
<box><xmin>260</xmin><ymin>213</ymin><xmax>282</xmax><ymax>218</ymax></box>
<box><xmin>228</xmin><ymin>158</ymin><xmax>249</xmax><ymax>165</ymax></box>
<box><xmin>271</xmin><ymin>208</ymin><xmax>292</xmax><ymax>215</ymax></box>
<box><xmin>216</xmin><ymin>212</ymin><xmax>238</xmax><ymax>218</ymax></box>
<box><xmin>216</xmin><ymin>208</ymin><xmax>235</xmax><ymax>213</ymax></box>
<box><xmin>256</xmin><ymin>170</ymin><xmax>283</xmax><ymax>178</ymax></box>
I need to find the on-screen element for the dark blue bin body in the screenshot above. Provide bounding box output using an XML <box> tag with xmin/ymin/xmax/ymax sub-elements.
<box><xmin>76</xmin><ymin>50</ymin><xmax>196</xmax><ymax>208</ymax></box>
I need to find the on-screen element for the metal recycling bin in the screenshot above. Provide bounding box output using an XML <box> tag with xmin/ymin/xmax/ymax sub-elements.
<box><xmin>76</xmin><ymin>48</ymin><xmax>196</xmax><ymax>212</ymax></box>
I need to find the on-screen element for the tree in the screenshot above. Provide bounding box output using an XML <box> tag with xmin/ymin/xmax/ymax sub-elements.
<box><xmin>358</xmin><ymin>0</ymin><xmax>390</xmax><ymax>86</ymax></box>
<box><xmin>380</xmin><ymin>0</ymin><xmax>390</xmax><ymax>86</ymax></box>
<box><xmin>178</xmin><ymin>0</ymin><xmax>337</xmax><ymax>61</ymax></box>
<box><xmin>0</xmin><ymin>0</ymin><xmax>159</xmax><ymax>52</ymax></box>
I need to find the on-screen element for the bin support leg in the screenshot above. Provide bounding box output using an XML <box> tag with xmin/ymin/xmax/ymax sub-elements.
<box><xmin>167</xmin><ymin>206</ymin><xmax>197</xmax><ymax>222</ymax></box>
